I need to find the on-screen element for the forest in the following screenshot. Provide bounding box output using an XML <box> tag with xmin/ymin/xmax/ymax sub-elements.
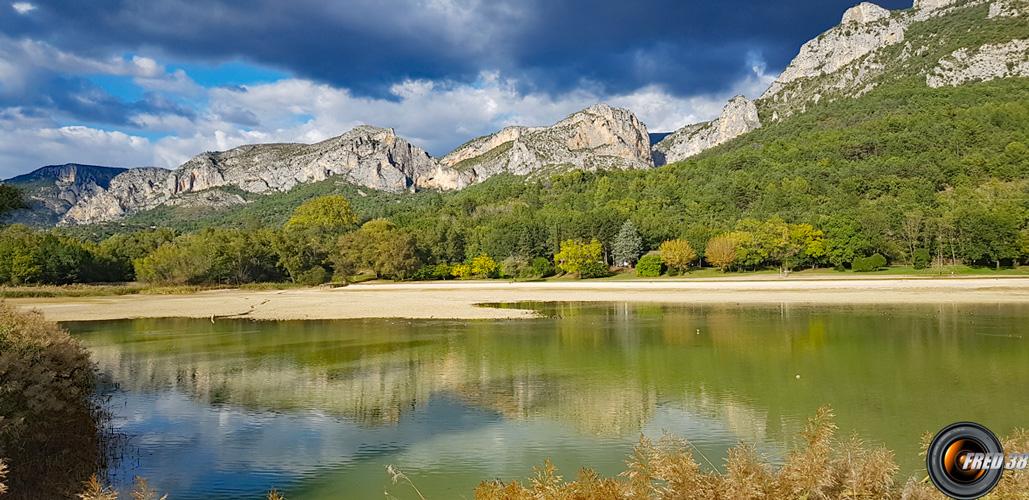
<box><xmin>1</xmin><ymin>77</ymin><xmax>1027</xmax><ymax>286</ymax></box>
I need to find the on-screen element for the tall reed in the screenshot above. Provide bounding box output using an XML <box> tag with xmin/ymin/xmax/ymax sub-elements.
<box><xmin>469</xmin><ymin>406</ymin><xmax>1026</xmax><ymax>500</ymax></box>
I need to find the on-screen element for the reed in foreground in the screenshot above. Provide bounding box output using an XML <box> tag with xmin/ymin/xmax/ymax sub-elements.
<box><xmin>462</xmin><ymin>406</ymin><xmax>1027</xmax><ymax>500</ymax></box>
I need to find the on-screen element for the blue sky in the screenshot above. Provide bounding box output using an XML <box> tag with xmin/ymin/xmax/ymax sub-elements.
<box><xmin>0</xmin><ymin>0</ymin><xmax>911</xmax><ymax>177</ymax></box>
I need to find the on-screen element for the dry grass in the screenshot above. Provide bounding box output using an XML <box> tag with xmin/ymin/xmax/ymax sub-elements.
<box><xmin>0</xmin><ymin>302</ymin><xmax>103</xmax><ymax>499</ymax></box>
<box><xmin>470</xmin><ymin>406</ymin><xmax>1027</xmax><ymax>500</ymax></box>
<box><xmin>75</xmin><ymin>476</ymin><xmax>168</xmax><ymax>500</ymax></box>
<box><xmin>0</xmin><ymin>459</ymin><xmax>7</xmax><ymax>496</ymax></box>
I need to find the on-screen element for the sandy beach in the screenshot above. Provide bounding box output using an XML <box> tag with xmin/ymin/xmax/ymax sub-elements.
<box><xmin>8</xmin><ymin>277</ymin><xmax>1029</xmax><ymax>322</ymax></box>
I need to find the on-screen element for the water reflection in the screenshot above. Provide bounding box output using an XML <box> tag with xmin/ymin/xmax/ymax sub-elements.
<box><xmin>67</xmin><ymin>303</ymin><xmax>1029</xmax><ymax>499</ymax></box>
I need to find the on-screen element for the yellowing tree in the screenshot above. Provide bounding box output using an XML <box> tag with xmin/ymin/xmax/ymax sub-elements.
<box><xmin>659</xmin><ymin>239</ymin><xmax>697</xmax><ymax>274</ymax></box>
<box><xmin>705</xmin><ymin>235</ymin><xmax>738</xmax><ymax>272</ymax></box>
<box><xmin>554</xmin><ymin>239</ymin><xmax>603</xmax><ymax>276</ymax></box>
<box><xmin>470</xmin><ymin>254</ymin><xmax>499</xmax><ymax>278</ymax></box>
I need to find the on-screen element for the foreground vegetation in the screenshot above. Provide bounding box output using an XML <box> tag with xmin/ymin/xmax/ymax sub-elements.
<box><xmin>382</xmin><ymin>407</ymin><xmax>1029</xmax><ymax>499</ymax></box>
<box><xmin>1</xmin><ymin>295</ymin><xmax>1026</xmax><ymax>499</ymax></box>
<box><xmin>0</xmin><ymin>304</ymin><xmax>102</xmax><ymax>498</ymax></box>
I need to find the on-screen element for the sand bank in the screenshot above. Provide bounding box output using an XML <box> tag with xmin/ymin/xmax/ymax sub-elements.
<box><xmin>8</xmin><ymin>277</ymin><xmax>1029</xmax><ymax>322</ymax></box>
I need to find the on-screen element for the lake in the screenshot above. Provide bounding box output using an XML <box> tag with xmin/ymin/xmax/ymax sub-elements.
<box><xmin>65</xmin><ymin>302</ymin><xmax>1029</xmax><ymax>499</ymax></box>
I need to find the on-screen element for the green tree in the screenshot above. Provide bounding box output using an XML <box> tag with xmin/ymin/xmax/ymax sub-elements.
<box><xmin>285</xmin><ymin>195</ymin><xmax>358</xmax><ymax>234</ymax></box>
<box><xmin>335</xmin><ymin>219</ymin><xmax>421</xmax><ymax>280</ymax></box>
<box><xmin>134</xmin><ymin>236</ymin><xmax>216</xmax><ymax>284</ymax></box>
<box><xmin>611</xmin><ymin>220</ymin><xmax>643</xmax><ymax>267</ymax></box>
<box><xmin>0</xmin><ymin>185</ymin><xmax>26</xmax><ymax>217</ymax></box>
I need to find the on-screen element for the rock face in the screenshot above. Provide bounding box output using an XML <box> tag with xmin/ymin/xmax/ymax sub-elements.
<box><xmin>842</xmin><ymin>2</ymin><xmax>892</xmax><ymax>24</ymax></box>
<box><xmin>761</xmin><ymin>8</ymin><xmax>905</xmax><ymax>101</ymax></box>
<box><xmin>1</xmin><ymin>164</ymin><xmax>126</xmax><ymax>225</ymax></box>
<box><xmin>757</xmin><ymin>0</ymin><xmax>1022</xmax><ymax>122</ymax></box>
<box><xmin>914</xmin><ymin>0</ymin><xmax>960</xmax><ymax>10</ymax></box>
<box><xmin>435</xmin><ymin>104</ymin><xmax>652</xmax><ymax>186</ymax></box>
<box><xmin>988</xmin><ymin>0</ymin><xmax>1028</xmax><ymax>17</ymax></box>
<box><xmin>61</xmin><ymin>126</ymin><xmax>442</xmax><ymax>224</ymax></box>
<box><xmin>50</xmin><ymin>107</ymin><xmax>653</xmax><ymax>224</ymax></box>
<box><xmin>927</xmin><ymin>39</ymin><xmax>1029</xmax><ymax>87</ymax></box>
<box><xmin>652</xmin><ymin>96</ymin><xmax>761</xmax><ymax>166</ymax></box>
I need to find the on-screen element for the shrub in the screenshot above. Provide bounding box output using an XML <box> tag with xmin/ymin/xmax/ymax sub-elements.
<box><xmin>852</xmin><ymin>253</ymin><xmax>887</xmax><ymax>272</ymax></box>
<box><xmin>412</xmin><ymin>263</ymin><xmax>452</xmax><ymax>281</ymax></box>
<box><xmin>296</xmin><ymin>265</ymin><xmax>329</xmax><ymax>286</ymax></box>
<box><xmin>578</xmin><ymin>261</ymin><xmax>610</xmax><ymax>279</ymax></box>
<box><xmin>912</xmin><ymin>249</ymin><xmax>931</xmax><ymax>269</ymax></box>
<box><xmin>0</xmin><ymin>304</ymin><xmax>101</xmax><ymax>497</ymax></box>
<box><xmin>636</xmin><ymin>254</ymin><xmax>664</xmax><ymax>277</ymax></box>
<box><xmin>529</xmin><ymin>257</ymin><xmax>556</xmax><ymax>278</ymax></box>
<box><xmin>450</xmin><ymin>263</ymin><xmax>473</xmax><ymax>279</ymax></box>
<box><xmin>470</xmin><ymin>254</ymin><xmax>499</xmax><ymax>278</ymax></box>
<box><xmin>500</xmin><ymin>256</ymin><xmax>530</xmax><ymax>279</ymax></box>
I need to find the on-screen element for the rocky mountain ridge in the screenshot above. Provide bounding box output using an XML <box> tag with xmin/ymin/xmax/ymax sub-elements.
<box><xmin>10</xmin><ymin>105</ymin><xmax>653</xmax><ymax>225</ymax></box>
<box><xmin>3</xmin><ymin>164</ymin><xmax>128</xmax><ymax>225</ymax></box>
<box><xmin>652</xmin><ymin>96</ymin><xmax>762</xmax><ymax>166</ymax></box>
<box><xmin>3</xmin><ymin>0</ymin><xmax>1025</xmax><ymax>226</ymax></box>
<box><xmin>652</xmin><ymin>0</ymin><xmax>1027</xmax><ymax>162</ymax></box>
<box><xmin>438</xmin><ymin>104</ymin><xmax>652</xmax><ymax>182</ymax></box>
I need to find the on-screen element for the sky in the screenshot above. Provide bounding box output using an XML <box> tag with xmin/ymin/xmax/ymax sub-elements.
<box><xmin>0</xmin><ymin>0</ymin><xmax>913</xmax><ymax>178</ymax></box>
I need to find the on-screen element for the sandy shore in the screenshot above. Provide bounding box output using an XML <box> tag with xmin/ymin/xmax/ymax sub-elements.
<box><xmin>8</xmin><ymin>277</ymin><xmax>1029</xmax><ymax>322</ymax></box>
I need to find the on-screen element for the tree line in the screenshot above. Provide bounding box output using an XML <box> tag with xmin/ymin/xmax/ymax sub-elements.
<box><xmin>1</xmin><ymin>187</ymin><xmax>1027</xmax><ymax>287</ymax></box>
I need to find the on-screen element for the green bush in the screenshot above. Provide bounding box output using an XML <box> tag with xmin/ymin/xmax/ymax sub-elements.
<box><xmin>412</xmin><ymin>263</ymin><xmax>452</xmax><ymax>281</ymax></box>
<box><xmin>912</xmin><ymin>249</ymin><xmax>931</xmax><ymax>269</ymax></box>
<box><xmin>636</xmin><ymin>254</ymin><xmax>664</xmax><ymax>277</ymax></box>
<box><xmin>578</xmin><ymin>261</ymin><xmax>610</xmax><ymax>279</ymax></box>
<box><xmin>530</xmin><ymin>257</ymin><xmax>556</xmax><ymax>278</ymax></box>
<box><xmin>852</xmin><ymin>253</ymin><xmax>887</xmax><ymax>272</ymax></box>
<box><xmin>296</xmin><ymin>265</ymin><xmax>329</xmax><ymax>286</ymax></box>
<box><xmin>501</xmin><ymin>256</ymin><xmax>530</xmax><ymax>279</ymax></box>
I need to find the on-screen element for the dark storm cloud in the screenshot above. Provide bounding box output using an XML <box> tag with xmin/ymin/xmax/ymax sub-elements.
<box><xmin>2</xmin><ymin>0</ymin><xmax>914</xmax><ymax>98</ymax></box>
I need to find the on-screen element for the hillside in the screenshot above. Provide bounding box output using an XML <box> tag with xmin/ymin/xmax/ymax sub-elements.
<box><xmin>4</xmin><ymin>0</ymin><xmax>1028</xmax><ymax>284</ymax></box>
<box><xmin>3</xmin><ymin>164</ymin><xmax>129</xmax><ymax>226</ymax></box>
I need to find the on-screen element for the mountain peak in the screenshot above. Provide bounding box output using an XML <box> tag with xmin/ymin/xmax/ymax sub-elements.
<box><xmin>842</xmin><ymin>2</ymin><xmax>891</xmax><ymax>24</ymax></box>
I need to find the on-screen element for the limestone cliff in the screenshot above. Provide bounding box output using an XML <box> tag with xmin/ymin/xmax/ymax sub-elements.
<box><xmin>758</xmin><ymin>0</ymin><xmax>1026</xmax><ymax>122</ymax></box>
<box><xmin>652</xmin><ymin>96</ymin><xmax>761</xmax><ymax>166</ymax></box>
<box><xmin>2</xmin><ymin>164</ymin><xmax>127</xmax><ymax>225</ymax></box>
<box><xmin>61</xmin><ymin>126</ymin><xmax>441</xmax><ymax>224</ymax></box>
<box><xmin>434</xmin><ymin>104</ymin><xmax>652</xmax><ymax>187</ymax></box>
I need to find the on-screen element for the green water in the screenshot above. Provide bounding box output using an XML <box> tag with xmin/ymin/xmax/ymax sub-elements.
<box><xmin>66</xmin><ymin>302</ymin><xmax>1029</xmax><ymax>499</ymax></box>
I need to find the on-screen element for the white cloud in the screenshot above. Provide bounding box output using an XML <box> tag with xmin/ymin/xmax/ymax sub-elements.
<box><xmin>0</xmin><ymin>45</ymin><xmax>777</xmax><ymax>177</ymax></box>
<box><xmin>0</xmin><ymin>35</ymin><xmax>200</xmax><ymax>100</ymax></box>
<box><xmin>11</xmin><ymin>2</ymin><xmax>34</xmax><ymax>14</ymax></box>
<box><xmin>0</xmin><ymin>121</ymin><xmax>153</xmax><ymax>174</ymax></box>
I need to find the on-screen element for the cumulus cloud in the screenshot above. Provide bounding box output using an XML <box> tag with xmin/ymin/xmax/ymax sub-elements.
<box><xmin>10</xmin><ymin>2</ymin><xmax>34</xmax><ymax>14</ymax></box>
<box><xmin>0</xmin><ymin>49</ymin><xmax>777</xmax><ymax>177</ymax></box>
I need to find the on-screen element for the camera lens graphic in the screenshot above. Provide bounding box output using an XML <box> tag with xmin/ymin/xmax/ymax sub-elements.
<box><xmin>942</xmin><ymin>438</ymin><xmax>987</xmax><ymax>483</ymax></box>
<box><xmin>927</xmin><ymin>422</ymin><xmax>1004</xmax><ymax>499</ymax></box>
